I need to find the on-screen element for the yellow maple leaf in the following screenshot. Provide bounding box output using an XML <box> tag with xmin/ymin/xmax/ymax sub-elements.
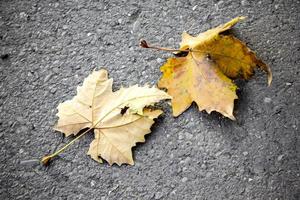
<box><xmin>158</xmin><ymin>17</ymin><xmax>272</xmax><ymax>120</ymax></box>
<box><xmin>53</xmin><ymin>69</ymin><xmax>170</xmax><ymax>165</ymax></box>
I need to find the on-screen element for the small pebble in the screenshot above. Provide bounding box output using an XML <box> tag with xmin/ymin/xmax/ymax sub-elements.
<box><xmin>20</xmin><ymin>12</ymin><xmax>28</xmax><ymax>19</ymax></box>
<box><xmin>168</xmin><ymin>38</ymin><xmax>175</xmax><ymax>44</ymax></box>
<box><xmin>132</xmin><ymin>20</ymin><xmax>141</xmax><ymax>33</ymax></box>
<box><xmin>50</xmin><ymin>187</ymin><xmax>56</xmax><ymax>194</ymax></box>
<box><xmin>181</xmin><ymin>177</ymin><xmax>188</xmax><ymax>183</ymax></box>
<box><xmin>178</xmin><ymin>132</ymin><xmax>184</xmax><ymax>140</ymax></box>
<box><xmin>44</xmin><ymin>73</ymin><xmax>53</xmax><ymax>83</ymax></box>
<box><xmin>50</xmin><ymin>87</ymin><xmax>57</xmax><ymax>94</ymax></box>
<box><xmin>185</xmin><ymin>132</ymin><xmax>193</xmax><ymax>140</ymax></box>
<box><xmin>170</xmin><ymin>190</ymin><xmax>176</xmax><ymax>195</ymax></box>
<box><xmin>206</xmin><ymin>172</ymin><xmax>212</xmax><ymax>177</ymax></box>
<box><xmin>215</xmin><ymin>151</ymin><xmax>222</xmax><ymax>157</ymax></box>
<box><xmin>20</xmin><ymin>159</ymin><xmax>39</xmax><ymax>166</ymax></box>
<box><xmin>264</xmin><ymin>97</ymin><xmax>272</xmax><ymax>103</ymax></box>
<box><xmin>154</xmin><ymin>192</ymin><xmax>163</xmax><ymax>199</ymax></box>
<box><xmin>184</xmin><ymin>157</ymin><xmax>191</xmax><ymax>163</ymax></box>
<box><xmin>241</xmin><ymin>0</ymin><xmax>249</xmax><ymax>6</ymax></box>
<box><xmin>277</xmin><ymin>154</ymin><xmax>284</xmax><ymax>161</ymax></box>
<box><xmin>156</xmin><ymin>58</ymin><xmax>164</xmax><ymax>63</ymax></box>
<box><xmin>90</xmin><ymin>180</ymin><xmax>96</xmax><ymax>187</ymax></box>
<box><xmin>18</xmin><ymin>51</ymin><xmax>26</xmax><ymax>56</ymax></box>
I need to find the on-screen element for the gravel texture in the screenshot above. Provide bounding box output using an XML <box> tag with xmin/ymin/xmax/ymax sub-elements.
<box><xmin>0</xmin><ymin>0</ymin><xmax>299</xmax><ymax>199</ymax></box>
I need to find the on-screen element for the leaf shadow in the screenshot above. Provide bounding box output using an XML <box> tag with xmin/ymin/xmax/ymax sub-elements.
<box><xmin>193</xmin><ymin>80</ymin><xmax>250</xmax><ymax>148</ymax></box>
<box><xmin>131</xmin><ymin>112</ymin><xmax>166</xmax><ymax>162</ymax></box>
<box><xmin>218</xmin><ymin>80</ymin><xmax>250</xmax><ymax>147</ymax></box>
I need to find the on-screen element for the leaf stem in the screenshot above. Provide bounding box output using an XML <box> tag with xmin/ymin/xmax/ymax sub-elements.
<box><xmin>140</xmin><ymin>39</ymin><xmax>189</xmax><ymax>53</ymax></box>
<box><xmin>41</xmin><ymin>128</ymin><xmax>92</xmax><ymax>165</ymax></box>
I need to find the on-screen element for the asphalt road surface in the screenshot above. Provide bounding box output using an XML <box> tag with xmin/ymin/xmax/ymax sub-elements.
<box><xmin>0</xmin><ymin>0</ymin><xmax>299</xmax><ymax>199</ymax></box>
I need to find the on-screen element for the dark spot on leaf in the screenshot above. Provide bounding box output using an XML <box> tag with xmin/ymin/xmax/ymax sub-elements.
<box><xmin>120</xmin><ymin>106</ymin><xmax>129</xmax><ymax>115</ymax></box>
<box><xmin>206</xmin><ymin>53</ymin><xmax>211</xmax><ymax>60</ymax></box>
<box><xmin>174</xmin><ymin>50</ymin><xmax>188</xmax><ymax>57</ymax></box>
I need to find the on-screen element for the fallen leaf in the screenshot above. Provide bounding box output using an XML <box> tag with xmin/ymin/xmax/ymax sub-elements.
<box><xmin>158</xmin><ymin>16</ymin><xmax>272</xmax><ymax>119</ymax></box>
<box><xmin>55</xmin><ymin>69</ymin><xmax>170</xmax><ymax>165</ymax></box>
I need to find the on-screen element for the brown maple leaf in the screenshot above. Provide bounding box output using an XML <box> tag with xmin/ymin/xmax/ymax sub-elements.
<box><xmin>143</xmin><ymin>17</ymin><xmax>272</xmax><ymax>120</ymax></box>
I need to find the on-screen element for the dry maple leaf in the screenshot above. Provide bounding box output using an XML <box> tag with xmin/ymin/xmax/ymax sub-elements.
<box><xmin>52</xmin><ymin>69</ymin><xmax>170</xmax><ymax>165</ymax></box>
<box><xmin>155</xmin><ymin>16</ymin><xmax>272</xmax><ymax>120</ymax></box>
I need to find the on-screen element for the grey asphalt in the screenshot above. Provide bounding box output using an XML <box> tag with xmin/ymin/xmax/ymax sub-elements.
<box><xmin>0</xmin><ymin>0</ymin><xmax>299</xmax><ymax>199</ymax></box>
